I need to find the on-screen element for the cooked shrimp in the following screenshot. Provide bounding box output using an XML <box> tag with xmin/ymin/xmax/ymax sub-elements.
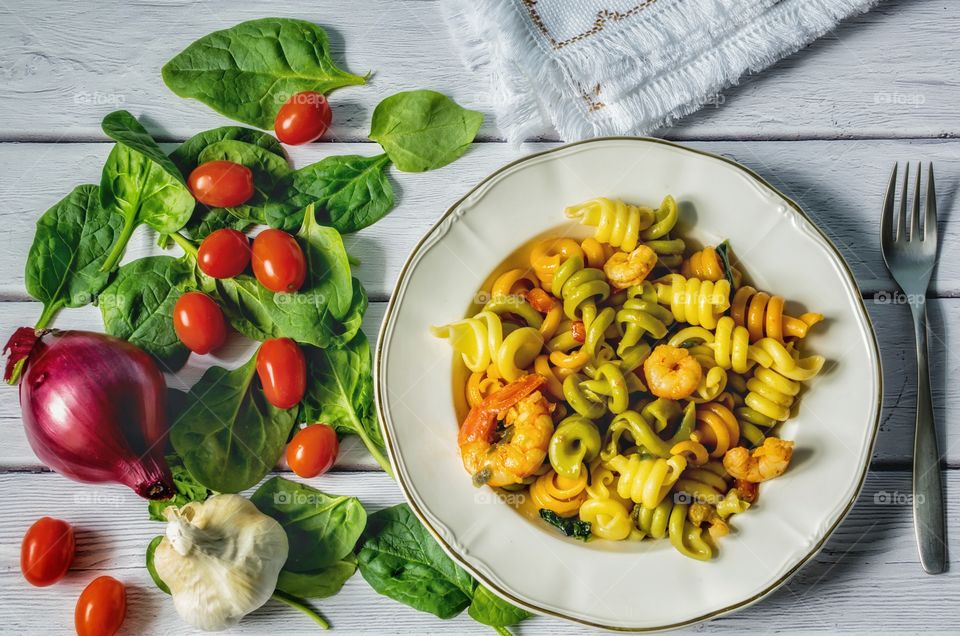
<box><xmin>723</xmin><ymin>437</ymin><xmax>794</xmax><ymax>482</ymax></box>
<box><xmin>643</xmin><ymin>344</ymin><xmax>702</xmax><ymax>399</ymax></box>
<box><xmin>603</xmin><ymin>245</ymin><xmax>657</xmax><ymax>289</ymax></box>
<box><xmin>459</xmin><ymin>374</ymin><xmax>555</xmax><ymax>487</ymax></box>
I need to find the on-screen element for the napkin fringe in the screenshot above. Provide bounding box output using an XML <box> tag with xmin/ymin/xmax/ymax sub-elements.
<box><xmin>442</xmin><ymin>0</ymin><xmax>879</xmax><ymax>142</ymax></box>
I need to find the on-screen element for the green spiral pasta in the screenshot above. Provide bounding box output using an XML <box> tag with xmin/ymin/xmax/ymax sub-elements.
<box><xmin>616</xmin><ymin>282</ymin><xmax>674</xmax><ymax>357</ymax></box>
<box><xmin>548</xmin><ymin>415</ymin><xmax>602</xmax><ymax>479</ymax></box>
<box><xmin>551</xmin><ymin>255</ymin><xmax>610</xmax><ymax>326</ymax></box>
<box><xmin>603</xmin><ymin>401</ymin><xmax>696</xmax><ymax>459</ymax></box>
<box><xmin>631</xmin><ymin>499</ymin><xmax>713</xmax><ymax>561</ymax></box>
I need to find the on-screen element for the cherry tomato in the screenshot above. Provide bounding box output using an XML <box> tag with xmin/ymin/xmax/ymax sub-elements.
<box><xmin>257</xmin><ymin>338</ymin><xmax>306</xmax><ymax>409</ymax></box>
<box><xmin>173</xmin><ymin>291</ymin><xmax>227</xmax><ymax>355</ymax></box>
<box><xmin>21</xmin><ymin>517</ymin><xmax>75</xmax><ymax>587</ymax></box>
<box><xmin>198</xmin><ymin>228</ymin><xmax>251</xmax><ymax>279</ymax></box>
<box><xmin>75</xmin><ymin>576</ymin><xmax>126</xmax><ymax>636</ymax></box>
<box><xmin>252</xmin><ymin>229</ymin><xmax>306</xmax><ymax>293</ymax></box>
<box><xmin>275</xmin><ymin>91</ymin><xmax>332</xmax><ymax>145</ymax></box>
<box><xmin>286</xmin><ymin>424</ymin><xmax>339</xmax><ymax>478</ymax></box>
<box><xmin>188</xmin><ymin>160</ymin><xmax>254</xmax><ymax>208</ymax></box>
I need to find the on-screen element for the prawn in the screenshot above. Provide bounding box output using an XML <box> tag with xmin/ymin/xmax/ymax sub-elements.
<box><xmin>643</xmin><ymin>344</ymin><xmax>702</xmax><ymax>399</ymax></box>
<box><xmin>723</xmin><ymin>437</ymin><xmax>794</xmax><ymax>482</ymax></box>
<box><xmin>603</xmin><ymin>245</ymin><xmax>657</xmax><ymax>289</ymax></box>
<box><xmin>459</xmin><ymin>374</ymin><xmax>554</xmax><ymax>487</ymax></box>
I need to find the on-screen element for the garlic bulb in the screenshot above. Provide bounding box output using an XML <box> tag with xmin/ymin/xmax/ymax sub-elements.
<box><xmin>154</xmin><ymin>494</ymin><xmax>289</xmax><ymax>631</ymax></box>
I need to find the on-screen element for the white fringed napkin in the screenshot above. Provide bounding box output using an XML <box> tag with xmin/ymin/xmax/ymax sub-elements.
<box><xmin>443</xmin><ymin>0</ymin><xmax>879</xmax><ymax>141</ymax></box>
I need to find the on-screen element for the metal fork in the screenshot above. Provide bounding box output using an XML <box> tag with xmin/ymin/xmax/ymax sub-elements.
<box><xmin>880</xmin><ymin>162</ymin><xmax>946</xmax><ymax>574</ymax></box>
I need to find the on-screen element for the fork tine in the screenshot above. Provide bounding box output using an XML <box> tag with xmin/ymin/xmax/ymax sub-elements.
<box><xmin>898</xmin><ymin>162</ymin><xmax>910</xmax><ymax>240</ymax></box>
<box><xmin>925</xmin><ymin>163</ymin><xmax>938</xmax><ymax>244</ymax></box>
<box><xmin>911</xmin><ymin>161</ymin><xmax>922</xmax><ymax>241</ymax></box>
<box><xmin>881</xmin><ymin>163</ymin><xmax>897</xmax><ymax>248</ymax></box>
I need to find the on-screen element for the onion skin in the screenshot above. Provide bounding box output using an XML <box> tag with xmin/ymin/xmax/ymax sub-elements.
<box><xmin>6</xmin><ymin>328</ymin><xmax>174</xmax><ymax>500</ymax></box>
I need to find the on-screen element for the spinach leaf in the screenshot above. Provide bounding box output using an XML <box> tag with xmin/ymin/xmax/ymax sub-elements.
<box><xmin>275</xmin><ymin>555</ymin><xmax>357</xmax><ymax>599</ymax></box>
<box><xmin>170</xmin><ymin>125</ymin><xmax>285</xmax><ymax>175</ymax></box>
<box><xmin>147</xmin><ymin>456</ymin><xmax>210</xmax><ymax>521</ymax></box>
<box><xmin>357</xmin><ymin>504</ymin><xmax>475</xmax><ymax>619</ymax></box>
<box><xmin>251</xmin><ymin>477</ymin><xmax>366</xmax><ymax>573</ymax></box>
<box><xmin>98</xmin><ymin>255</ymin><xmax>195</xmax><ymax>370</ymax></box>
<box><xmin>716</xmin><ymin>239</ymin><xmax>738</xmax><ymax>289</ymax></box>
<box><xmin>259</xmin><ymin>204</ymin><xmax>354</xmax><ymax>342</ymax></box>
<box><xmin>184</xmin><ymin>206</ymin><xmax>254</xmax><ymax>241</ymax></box>
<box><xmin>539</xmin><ymin>509</ymin><xmax>592</xmax><ymax>541</ymax></box>
<box><xmin>99</xmin><ymin>111</ymin><xmax>195</xmax><ymax>271</ymax></box>
<box><xmin>25</xmin><ymin>184</ymin><xmax>123</xmax><ymax>329</ymax></box>
<box><xmin>302</xmin><ymin>331</ymin><xmax>390</xmax><ymax>474</ymax></box>
<box><xmin>198</xmin><ymin>140</ymin><xmax>292</xmax><ymax>223</ymax></box>
<box><xmin>169</xmin><ymin>353</ymin><xmax>296</xmax><ymax>493</ymax></box>
<box><xmin>468</xmin><ymin>584</ymin><xmax>531</xmax><ymax>628</ymax></box>
<box><xmin>146</xmin><ymin>535</ymin><xmax>170</xmax><ymax>594</ymax></box>
<box><xmin>369</xmin><ymin>90</ymin><xmax>483</xmax><ymax>172</ymax></box>
<box><xmin>270</xmin><ymin>154</ymin><xmax>394</xmax><ymax>233</ymax></box>
<box><xmin>162</xmin><ymin>18</ymin><xmax>366</xmax><ymax>129</ymax></box>
<box><xmin>200</xmin><ymin>273</ymin><xmax>279</xmax><ymax>341</ymax></box>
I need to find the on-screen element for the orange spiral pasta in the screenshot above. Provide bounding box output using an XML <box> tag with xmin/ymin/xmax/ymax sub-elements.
<box><xmin>529</xmin><ymin>469</ymin><xmax>589</xmax><ymax>516</ymax></box>
<box><xmin>691</xmin><ymin>402</ymin><xmax>740</xmax><ymax>458</ymax></box>
<box><xmin>534</xmin><ymin>354</ymin><xmax>573</xmax><ymax>400</ymax></box>
<box><xmin>465</xmin><ymin>368</ymin><xmax>506</xmax><ymax>408</ymax></box>
<box><xmin>529</xmin><ymin>238</ymin><xmax>583</xmax><ymax>288</ymax></box>
<box><xmin>681</xmin><ymin>246</ymin><xmax>742</xmax><ymax>286</ymax></box>
<box><xmin>491</xmin><ymin>268</ymin><xmax>538</xmax><ymax>298</ymax></box>
<box><xmin>580</xmin><ymin>237</ymin><xmax>616</xmax><ymax>269</ymax></box>
<box><xmin>731</xmin><ymin>286</ymin><xmax>823</xmax><ymax>342</ymax></box>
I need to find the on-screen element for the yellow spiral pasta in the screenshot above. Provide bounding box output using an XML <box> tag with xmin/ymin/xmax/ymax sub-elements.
<box><xmin>674</xmin><ymin>461</ymin><xmax>730</xmax><ymax>507</ymax></box>
<box><xmin>731</xmin><ymin>285</ymin><xmax>824</xmax><ymax>342</ymax></box>
<box><xmin>490</xmin><ymin>268</ymin><xmax>538</xmax><ymax>297</ymax></box>
<box><xmin>529</xmin><ymin>238</ymin><xmax>583</xmax><ymax>288</ymax></box>
<box><xmin>465</xmin><ymin>370</ymin><xmax>505</xmax><ymax>408</ymax></box>
<box><xmin>580</xmin><ymin>237</ymin><xmax>616</xmax><ymax>269</ymax></box>
<box><xmin>742</xmin><ymin>367</ymin><xmax>801</xmax><ymax>423</ymax></box>
<box><xmin>606</xmin><ymin>453</ymin><xmax>687</xmax><ymax>509</ymax></box>
<box><xmin>654</xmin><ymin>274</ymin><xmax>731</xmax><ymax>329</ymax></box>
<box><xmin>691</xmin><ymin>402</ymin><xmax>740</xmax><ymax>458</ymax></box>
<box><xmin>529</xmin><ymin>469</ymin><xmax>588</xmax><ymax>516</ymax></box>
<box><xmin>564</xmin><ymin>198</ymin><xmax>655</xmax><ymax>251</ymax></box>
<box><xmin>579</xmin><ymin>461</ymin><xmax>635</xmax><ymax>540</ymax></box>
<box><xmin>631</xmin><ymin>499</ymin><xmax>714</xmax><ymax>560</ymax></box>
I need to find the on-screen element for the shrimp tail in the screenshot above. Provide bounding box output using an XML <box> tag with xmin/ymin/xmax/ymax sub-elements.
<box><xmin>458</xmin><ymin>374</ymin><xmax>546</xmax><ymax>446</ymax></box>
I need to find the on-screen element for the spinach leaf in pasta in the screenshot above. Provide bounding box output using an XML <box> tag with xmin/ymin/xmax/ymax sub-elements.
<box><xmin>369</xmin><ymin>90</ymin><xmax>483</xmax><ymax>172</ymax></box>
<box><xmin>539</xmin><ymin>509</ymin><xmax>592</xmax><ymax>541</ymax></box>
<box><xmin>715</xmin><ymin>239</ymin><xmax>738</xmax><ymax>289</ymax></box>
<box><xmin>24</xmin><ymin>184</ymin><xmax>123</xmax><ymax>330</ymax></box>
<box><xmin>162</xmin><ymin>18</ymin><xmax>366</xmax><ymax>129</ymax></box>
<box><xmin>99</xmin><ymin>111</ymin><xmax>195</xmax><ymax>271</ymax></box>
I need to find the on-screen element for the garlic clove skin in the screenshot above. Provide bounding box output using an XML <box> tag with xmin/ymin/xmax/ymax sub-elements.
<box><xmin>155</xmin><ymin>494</ymin><xmax>289</xmax><ymax>631</ymax></box>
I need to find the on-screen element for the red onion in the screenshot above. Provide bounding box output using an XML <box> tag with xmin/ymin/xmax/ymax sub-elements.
<box><xmin>4</xmin><ymin>328</ymin><xmax>174</xmax><ymax>500</ymax></box>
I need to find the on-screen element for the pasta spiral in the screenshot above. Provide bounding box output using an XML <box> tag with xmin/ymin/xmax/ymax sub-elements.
<box><xmin>632</xmin><ymin>500</ymin><xmax>714</xmax><ymax>560</ymax></box>
<box><xmin>691</xmin><ymin>402</ymin><xmax>740</xmax><ymax>458</ymax></box>
<box><xmin>564</xmin><ymin>198</ymin><xmax>655</xmax><ymax>251</ymax></box>
<box><xmin>529</xmin><ymin>238</ymin><xmax>583</xmax><ymax>288</ymax></box>
<box><xmin>731</xmin><ymin>286</ymin><xmax>824</xmax><ymax>342</ymax></box>
<box><xmin>548</xmin><ymin>415</ymin><xmax>602</xmax><ymax>479</ymax></box>
<box><xmin>603</xmin><ymin>401</ymin><xmax>696</xmax><ymax>459</ymax></box>
<box><xmin>681</xmin><ymin>245</ymin><xmax>741</xmax><ymax>285</ymax></box>
<box><xmin>606</xmin><ymin>453</ymin><xmax>687</xmax><ymax>509</ymax></box>
<box><xmin>654</xmin><ymin>274</ymin><xmax>731</xmax><ymax>329</ymax></box>
<box><xmin>675</xmin><ymin>461</ymin><xmax>730</xmax><ymax>506</ymax></box>
<box><xmin>616</xmin><ymin>283</ymin><xmax>674</xmax><ymax>356</ymax></box>
<box><xmin>580</xmin><ymin>461</ymin><xmax>635</xmax><ymax>540</ymax></box>
<box><xmin>529</xmin><ymin>469</ymin><xmax>588</xmax><ymax>516</ymax></box>
<box><xmin>742</xmin><ymin>367</ymin><xmax>801</xmax><ymax>423</ymax></box>
<box><xmin>551</xmin><ymin>255</ymin><xmax>611</xmax><ymax>326</ymax></box>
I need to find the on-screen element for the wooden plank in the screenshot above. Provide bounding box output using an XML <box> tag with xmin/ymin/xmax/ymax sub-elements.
<box><xmin>2</xmin><ymin>139</ymin><xmax>960</xmax><ymax>301</ymax></box>
<box><xmin>0</xmin><ymin>1</ymin><xmax>955</xmax><ymax>142</ymax></box>
<box><xmin>0</xmin><ymin>297</ymin><xmax>955</xmax><ymax>470</ymax></box>
<box><xmin>0</xmin><ymin>470</ymin><xmax>955</xmax><ymax>634</ymax></box>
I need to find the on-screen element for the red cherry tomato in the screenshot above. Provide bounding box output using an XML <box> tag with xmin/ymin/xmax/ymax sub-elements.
<box><xmin>198</xmin><ymin>228</ymin><xmax>251</xmax><ymax>279</ymax></box>
<box><xmin>287</xmin><ymin>424</ymin><xmax>339</xmax><ymax>478</ymax></box>
<box><xmin>173</xmin><ymin>291</ymin><xmax>227</xmax><ymax>355</ymax></box>
<box><xmin>252</xmin><ymin>229</ymin><xmax>306</xmax><ymax>293</ymax></box>
<box><xmin>21</xmin><ymin>517</ymin><xmax>75</xmax><ymax>587</ymax></box>
<box><xmin>188</xmin><ymin>160</ymin><xmax>254</xmax><ymax>208</ymax></box>
<box><xmin>275</xmin><ymin>91</ymin><xmax>332</xmax><ymax>145</ymax></box>
<box><xmin>75</xmin><ymin>576</ymin><xmax>126</xmax><ymax>636</ymax></box>
<box><xmin>257</xmin><ymin>338</ymin><xmax>306</xmax><ymax>409</ymax></box>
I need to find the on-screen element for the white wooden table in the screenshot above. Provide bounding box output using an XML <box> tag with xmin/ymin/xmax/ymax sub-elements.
<box><xmin>0</xmin><ymin>1</ymin><xmax>957</xmax><ymax>633</ymax></box>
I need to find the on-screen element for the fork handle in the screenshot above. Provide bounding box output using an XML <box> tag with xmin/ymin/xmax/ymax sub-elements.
<box><xmin>910</xmin><ymin>302</ymin><xmax>946</xmax><ymax>574</ymax></box>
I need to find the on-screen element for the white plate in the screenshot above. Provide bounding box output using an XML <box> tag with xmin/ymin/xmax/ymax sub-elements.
<box><xmin>375</xmin><ymin>138</ymin><xmax>881</xmax><ymax>631</ymax></box>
